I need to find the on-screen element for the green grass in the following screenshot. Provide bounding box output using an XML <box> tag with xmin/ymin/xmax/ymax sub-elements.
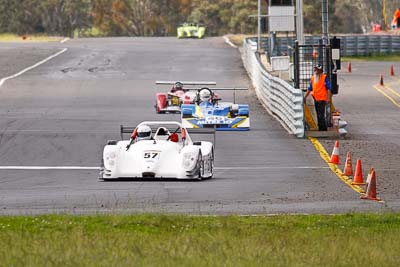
<box><xmin>0</xmin><ymin>33</ymin><xmax>64</xmax><ymax>42</ymax></box>
<box><xmin>0</xmin><ymin>213</ymin><xmax>399</xmax><ymax>266</ymax></box>
<box><xmin>226</xmin><ymin>34</ymin><xmax>270</xmax><ymax>47</ymax></box>
<box><xmin>74</xmin><ymin>27</ymin><xmax>106</xmax><ymax>38</ymax></box>
<box><xmin>225</xmin><ymin>34</ymin><xmax>252</xmax><ymax>47</ymax></box>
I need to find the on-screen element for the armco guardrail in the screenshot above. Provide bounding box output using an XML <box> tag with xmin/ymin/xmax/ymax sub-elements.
<box><xmin>242</xmin><ymin>38</ymin><xmax>304</xmax><ymax>138</ymax></box>
<box><xmin>258</xmin><ymin>35</ymin><xmax>400</xmax><ymax>56</ymax></box>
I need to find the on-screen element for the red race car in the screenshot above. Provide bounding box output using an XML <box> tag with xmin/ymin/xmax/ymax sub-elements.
<box><xmin>154</xmin><ymin>81</ymin><xmax>216</xmax><ymax>113</ymax></box>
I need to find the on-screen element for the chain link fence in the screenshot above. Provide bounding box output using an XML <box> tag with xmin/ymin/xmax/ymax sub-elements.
<box><xmin>255</xmin><ymin>35</ymin><xmax>400</xmax><ymax>57</ymax></box>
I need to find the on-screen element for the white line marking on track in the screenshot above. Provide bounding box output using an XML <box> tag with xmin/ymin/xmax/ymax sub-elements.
<box><xmin>0</xmin><ymin>166</ymin><xmax>100</xmax><ymax>170</ymax></box>
<box><xmin>215</xmin><ymin>166</ymin><xmax>329</xmax><ymax>170</ymax></box>
<box><xmin>223</xmin><ymin>36</ymin><xmax>238</xmax><ymax>48</ymax></box>
<box><xmin>0</xmin><ymin>166</ymin><xmax>328</xmax><ymax>171</ymax></box>
<box><xmin>0</xmin><ymin>48</ymin><xmax>68</xmax><ymax>88</ymax></box>
<box><xmin>60</xmin><ymin>37</ymin><xmax>70</xmax><ymax>44</ymax></box>
<box><xmin>3</xmin><ymin>166</ymin><xmax>397</xmax><ymax>171</ymax></box>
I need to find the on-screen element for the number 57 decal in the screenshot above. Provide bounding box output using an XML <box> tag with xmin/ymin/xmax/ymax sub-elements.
<box><xmin>143</xmin><ymin>151</ymin><xmax>160</xmax><ymax>159</ymax></box>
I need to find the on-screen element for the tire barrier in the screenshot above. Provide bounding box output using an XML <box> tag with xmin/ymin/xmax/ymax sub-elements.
<box><xmin>242</xmin><ymin>38</ymin><xmax>304</xmax><ymax>138</ymax></box>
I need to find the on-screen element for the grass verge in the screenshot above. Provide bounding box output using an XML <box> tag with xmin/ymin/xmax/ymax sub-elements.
<box><xmin>225</xmin><ymin>34</ymin><xmax>251</xmax><ymax>47</ymax></box>
<box><xmin>0</xmin><ymin>213</ymin><xmax>399</xmax><ymax>266</ymax></box>
<box><xmin>0</xmin><ymin>33</ymin><xmax>64</xmax><ymax>42</ymax></box>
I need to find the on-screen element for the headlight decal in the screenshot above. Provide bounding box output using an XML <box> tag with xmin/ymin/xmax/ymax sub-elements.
<box><xmin>182</xmin><ymin>151</ymin><xmax>198</xmax><ymax>171</ymax></box>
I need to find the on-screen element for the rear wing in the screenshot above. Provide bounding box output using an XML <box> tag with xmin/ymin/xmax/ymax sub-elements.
<box><xmin>188</xmin><ymin>87</ymin><xmax>248</xmax><ymax>103</ymax></box>
<box><xmin>207</xmin><ymin>87</ymin><xmax>247</xmax><ymax>90</ymax></box>
<box><xmin>120</xmin><ymin>125</ymin><xmax>136</xmax><ymax>140</ymax></box>
<box><xmin>186</xmin><ymin>127</ymin><xmax>216</xmax><ymax>147</ymax></box>
<box><xmin>120</xmin><ymin>125</ymin><xmax>168</xmax><ymax>140</ymax></box>
<box><xmin>120</xmin><ymin>125</ymin><xmax>216</xmax><ymax>146</ymax></box>
<box><xmin>156</xmin><ymin>81</ymin><xmax>216</xmax><ymax>86</ymax></box>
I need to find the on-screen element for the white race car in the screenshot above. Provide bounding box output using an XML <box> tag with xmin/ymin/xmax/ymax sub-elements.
<box><xmin>99</xmin><ymin>121</ymin><xmax>214</xmax><ymax>180</ymax></box>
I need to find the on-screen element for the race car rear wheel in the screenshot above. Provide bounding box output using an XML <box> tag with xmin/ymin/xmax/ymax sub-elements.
<box><xmin>196</xmin><ymin>151</ymin><xmax>203</xmax><ymax>180</ymax></box>
<box><xmin>202</xmin><ymin>150</ymin><xmax>213</xmax><ymax>179</ymax></box>
<box><xmin>208</xmin><ymin>149</ymin><xmax>214</xmax><ymax>179</ymax></box>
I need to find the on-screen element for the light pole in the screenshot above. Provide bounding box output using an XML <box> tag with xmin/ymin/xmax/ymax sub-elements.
<box><xmin>257</xmin><ymin>0</ymin><xmax>261</xmax><ymax>53</ymax></box>
<box><xmin>383</xmin><ymin>0</ymin><xmax>387</xmax><ymax>30</ymax></box>
<box><xmin>296</xmin><ymin>0</ymin><xmax>304</xmax><ymax>45</ymax></box>
<box><xmin>322</xmin><ymin>0</ymin><xmax>328</xmax><ymax>45</ymax></box>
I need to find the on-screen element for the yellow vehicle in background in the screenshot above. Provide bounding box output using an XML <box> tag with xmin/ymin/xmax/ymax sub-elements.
<box><xmin>177</xmin><ymin>23</ymin><xmax>206</xmax><ymax>39</ymax></box>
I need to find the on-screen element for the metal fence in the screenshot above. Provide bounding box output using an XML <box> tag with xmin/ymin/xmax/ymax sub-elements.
<box><xmin>257</xmin><ymin>35</ymin><xmax>400</xmax><ymax>57</ymax></box>
<box><xmin>293</xmin><ymin>43</ymin><xmax>332</xmax><ymax>92</ymax></box>
<box><xmin>242</xmin><ymin>38</ymin><xmax>304</xmax><ymax>138</ymax></box>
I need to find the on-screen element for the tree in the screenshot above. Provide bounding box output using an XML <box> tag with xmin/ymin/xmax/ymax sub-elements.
<box><xmin>2</xmin><ymin>0</ymin><xmax>400</xmax><ymax>36</ymax></box>
<box><xmin>189</xmin><ymin>0</ymin><xmax>257</xmax><ymax>35</ymax></box>
<box><xmin>40</xmin><ymin>0</ymin><xmax>92</xmax><ymax>36</ymax></box>
<box><xmin>333</xmin><ymin>0</ymin><xmax>363</xmax><ymax>33</ymax></box>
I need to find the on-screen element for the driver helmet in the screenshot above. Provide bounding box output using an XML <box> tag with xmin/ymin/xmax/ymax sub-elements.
<box><xmin>137</xmin><ymin>124</ymin><xmax>152</xmax><ymax>141</ymax></box>
<box><xmin>174</xmin><ymin>82</ymin><xmax>183</xmax><ymax>90</ymax></box>
<box><xmin>199</xmin><ymin>88</ymin><xmax>211</xmax><ymax>102</ymax></box>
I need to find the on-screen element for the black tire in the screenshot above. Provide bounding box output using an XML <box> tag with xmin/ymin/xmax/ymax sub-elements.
<box><xmin>98</xmin><ymin>158</ymin><xmax>105</xmax><ymax>181</ymax></box>
<box><xmin>155</xmin><ymin>102</ymin><xmax>166</xmax><ymax>114</ymax></box>
<box><xmin>155</xmin><ymin>102</ymin><xmax>161</xmax><ymax>114</ymax></box>
<box><xmin>196</xmin><ymin>151</ymin><xmax>203</xmax><ymax>180</ymax></box>
<box><xmin>203</xmin><ymin>149</ymin><xmax>213</xmax><ymax>179</ymax></box>
<box><xmin>208</xmin><ymin>149</ymin><xmax>214</xmax><ymax>179</ymax></box>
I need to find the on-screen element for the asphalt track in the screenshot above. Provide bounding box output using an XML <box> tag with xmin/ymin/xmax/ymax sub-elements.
<box><xmin>0</xmin><ymin>37</ymin><xmax>396</xmax><ymax>215</ymax></box>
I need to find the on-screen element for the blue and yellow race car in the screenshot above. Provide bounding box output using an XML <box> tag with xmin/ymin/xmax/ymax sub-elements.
<box><xmin>181</xmin><ymin>88</ymin><xmax>250</xmax><ymax>131</ymax></box>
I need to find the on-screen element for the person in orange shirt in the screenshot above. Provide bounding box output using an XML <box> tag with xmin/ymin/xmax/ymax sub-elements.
<box><xmin>392</xmin><ymin>8</ymin><xmax>400</xmax><ymax>29</ymax></box>
<box><xmin>304</xmin><ymin>64</ymin><xmax>331</xmax><ymax>131</ymax></box>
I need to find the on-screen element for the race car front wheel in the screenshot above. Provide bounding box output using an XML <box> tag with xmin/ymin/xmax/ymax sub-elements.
<box><xmin>155</xmin><ymin>102</ymin><xmax>166</xmax><ymax>114</ymax></box>
<box><xmin>155</xmin><ymin>102</ymin><xmax>161</xmax><ymax>113</ymax></box>
<box><xmin>98</xmin><ymin>158</ymin><xmax>106</xmax><ymax>181</ymax></box>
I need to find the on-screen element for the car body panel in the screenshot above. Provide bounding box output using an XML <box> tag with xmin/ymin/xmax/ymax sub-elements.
<box><xmin>182</xmin><ymin>101</ymin><xmax>250</xmax><ymax>131</ymax></box>
<box><xmin>156</xmin><ymin>91</ymin><xmax>198</xmax><ymax>113</ymax></box>
<box><xmin>100</xmin><ymin>121</ymin><xmax>214</xmax><ymax>180</ymax></box>
<box><xmin>154</xmin><ymin>81</ymin><xmax>216</xmax><ymax>114</ymax></box>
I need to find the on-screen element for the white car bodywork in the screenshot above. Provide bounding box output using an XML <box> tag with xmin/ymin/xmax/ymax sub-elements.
<box><xmin>100</xmin><ymin>121</ymin><xmax>214</xmax><ymax>180</ymax></box>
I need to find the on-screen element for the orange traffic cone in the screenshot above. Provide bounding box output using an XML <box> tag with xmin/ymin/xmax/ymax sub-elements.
<box><xmin>347</xmin><ymin>62</ymin><xmax>352</xmax><ymax>73</ymax></box>
<box><xmin>390</xmin><ymin>65</ymin><xmax>395</xmax><ymax>76</ymax></box>
<box><xmin>343</xmin><ymin>151</ymin><xmax>353</xmax><ymax>176</ymax></box>
<box><xmin>361</xmin><ymin>169</ymin><xmax>380</xmax><ymax>201</ymax></box>
<box><xmin>312</xmin><ymin>47</ymin><xmax>318</xmax><ymax>58</ymax></box>
<box><xmin>329</xmin><ymin>141</ymin><xmax>340</xmax><ymax>164</ymax></box>
<box><xmin>352</xmin><ymin>159</ymin><xmax>366</xmax><ymax>185</ymax></box>
<box><xmin>365</xmin><ymin>167</ymin><xmax>375</xmax><ymax>185</ymax></box>
<box><xmin>380</xmin><ymin>74</ymin><xmax>384</xmax><ymax>86</ymax></box>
